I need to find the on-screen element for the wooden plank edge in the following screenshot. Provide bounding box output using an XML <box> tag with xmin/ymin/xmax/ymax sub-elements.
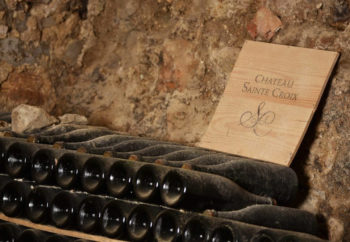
<box><xmin>286</xmin><ymin>51</ymin><xmax>339</xmax><ymax>166</ymax></box>
<box><xmin>0</xmin><ymin>213</ymin><xmax>126</xmax><ymax>242</ymax></box>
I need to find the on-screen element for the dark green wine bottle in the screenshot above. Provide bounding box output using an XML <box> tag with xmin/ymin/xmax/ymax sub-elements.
<box><xmin>186</xmin><ymin>160</ymin><xmax>298</xmax><ymax>204</ymax></box>
<box><xmin>0</xmin><ymin>222</ymin><xmax>21</xmax><ymax>242</ymax></box>
<box><xmin>4</xmin><ymin>142</ymin><xmax>39</xmax><ymax>178</ymax></box>
<box><xmin>106</xmin><ymin>161</ymin><xmax>143</xmax><ymax>198</ymax></box>
<box><xmin>77</xmin><ymin>196</ymin><xmax>105</xmax><ymax>233</ymax></box>
<box><xmin>161</xmin><ymin>169</ymin><xmax>274</xmax><ymax>211</ymax></box>
<box><xmin>26</xmin><ymin>186</ymin><xmax>60</xmax><ymax>223</ymax></box>
<box><xmin>204</xmin><ymin>205</ymin><xmax>320</xmax><ymax>236</ymax></box>
<box><xmin>0</xmin><ymin>180</ymin><xmax>32</xmax><ymax>217</ymax></box>
<box><xmin>50</xmin><ymin>191</ymin><xmax>85</xmax><ymax>228</ymax></box>
<box><xmin>133</xmin><ymin>164</ymin><xmax>171</xmax><ymax>202</ymax></box>
<box><xmin>16</xmin><ymin>229</ymin><xmax>47</xmax><ymax>242</ymax></box>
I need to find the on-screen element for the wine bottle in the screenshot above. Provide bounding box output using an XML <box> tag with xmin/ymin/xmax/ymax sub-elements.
<box><xmin>26</xmin><ymin>186</ymin><xmax>61</xmax><ymax>223</ymax></box>
<box><xmin>154</xmin><ymin>210</ymin><xmax>186</xmax><ymax>242</ymax></box>
<box><xmin>0</xmin><ymin>139</ymin><xmax>14</xmax><ymax>172</ymax></box>
<box><xmin>118</xmin><ymin>144</ymin><xmax>187</xmax><ymax>160</ymax></box>
<box><xmin>276</xmin><ymin>234</ymin><xmax>325</xmax><ymax>242</ymax></box>
<box><xmin>209</xmin><ymin>225</ymin><xmax>238</xmax><ymax>242</ymax></box>
<box><xmin>0</xmin><ymin>141</ymin><xmax>6</xmax><ymax>171</ymax></box>
<box><xmin>156</xmin><ymin>153</ymin><xmax>233</xmax><ymax>168</ymax></box>
<box><xmin>4</xmin><ymin>142</ymin><xmax>39</xmax><ymax>178</ymax></box>
<box><xmin>34</xmin><ymin>128</ymin><xmax>116</xmax><ymax>144</ymax></box>
<box><xmin>100</xmin><ymin>200</ymin><xmax>133</xmax><ymax>238</ymax></box>
<box><xmin>45</xmin><ymin>235</ymin><xmax>71</xmax><ymax>242</ymax></box>
<box><xmin>182</xmin><ymin>217</ymin><xmax>209</xmax><ymax>242</ymax></box>
<box><xmin>55</xmin><ymin>152</ymin><xmax>93</xmax><ymax>189</ymax></box>
<box><xmin>248</xmin><ymin>228</ymin><xmax>326</xmax><ymax>242</ymax></box>
<box><xmin>0</xmin><ymin>222</ymin><xmax>21</xmax><ymax>242</ymax></box>
<box><xmin>50</xmin><ymin>191</ymin><xmax>85</xmax><ymax>228</ymax></box>
<box><xmin>250</xmin><ymin>230</ymin><xmax>276</xmax><ymax>242</ymax></box>
<box><xmin>184</xmin><ymin>160</ymin><xmax>298</xmax><ymax>204</ymax></box>
<box><xmin>31</xmin><ymin>148</ymin><xmax>67</xmax><ymax>184</ymax></box>
<box><xmin>160</xmin><ymin>169</ymin><xmax>274</xmax><ymax>211</ymax></box>
<box><xmin>77</xmin><ymin>196</ymin><xmax>105</xmax><ymax>233</ymax></box>
<box><xmin>106</xmin><ymin>160</ymin><xmax>143</xmax><ymax>198</ymax></box>
<box><xmin>133</xmin><ymin>164</ymin><xmax>172</xmax><ymax>202</ymax></box>
<box><xmin>16</xmin><ymin>229</ymin><xmax>47</xmax><ymax>242</ymax></box>
<box><xmin>0</xmin><ymin>112</ymin><xmax>11</xmax><ymax>123</ymax></box>
<box><xmin>81</xmin><ymin>139</ymin><xmax>172</xmax><ymax>157</ymax></box>
<box><xmin>31</xmin><ymin>124</ymin><xmax>86</xmax><ymax>136</ymax></box>
<box><xmin>63</xmin><ymin>134</ymin><xmax>138</xmax><ymax>150</ymax></box>
<box><xmin>126</xmin><ymin>204</ymin><xmax>162</xmax><ymax>241</ymax></box>
<box><xmin>0</xmin><ymin>174</ymin><xmax>11</xmax><ymax>191</ymax></box>
<box><xmin>150</xmin><ymin>149</ymin><xmax>212</xmax><ymax>164</ymax></box>
<box><xmin>80</xmin><ymin>156</ymin><xmax>116</xmax><ymax>194</ymax></box>
<box><xmin>204</xmin><ymin>205</ymin><xmax>320</xmax><ymax>236</ymax></box>
<box><xmin>0</xmin><ymin>180</ymin><xmax>32</xmax><ymax>217</ymax></box>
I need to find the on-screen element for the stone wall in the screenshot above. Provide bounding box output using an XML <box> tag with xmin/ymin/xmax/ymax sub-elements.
<box><xmin>0</xmin><ymin>0</ymin><xmax>349</xmax><ymax>240</ymax></box>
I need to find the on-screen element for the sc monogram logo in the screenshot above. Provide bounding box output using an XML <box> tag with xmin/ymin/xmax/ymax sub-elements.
<box><xmin>239</xmin><ymin>101</ymin><xmax>276</xmax><ymax>137</ymax></box>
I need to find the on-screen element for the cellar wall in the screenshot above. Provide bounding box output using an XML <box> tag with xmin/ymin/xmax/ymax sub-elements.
<box><xmin>0</xmin><ymin>0</ymin><xmax>349</xmax><ymax>240</ymax></box>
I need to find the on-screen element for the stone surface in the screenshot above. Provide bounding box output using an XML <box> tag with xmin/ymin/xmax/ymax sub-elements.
<box><xmin>247</xmin><ymin>7</ymin><xmax>282</xmax><ymax>40</ymax></box>
<box><xmin>0</xmin><ymin>0</ymin><xmax>349</xmax><ymax>240</ymax></box>
<box><xmin>11</xmin><ymin>104</ymin><xmax>58</xmax><ymax>133</ymax></box>
<box><xmin>59</xmin><ymin>113</ymin><xmax>88</xmax><ymax>125</ymax></box>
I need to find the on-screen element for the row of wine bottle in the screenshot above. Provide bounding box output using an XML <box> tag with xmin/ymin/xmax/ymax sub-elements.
<box><xmin>0</xmin><ymin>220</ymin><xmax>88</xmax><ymax>242</ymax></box>
<box><xmin>0</xmin><ymin>175</ymin><xmax>324</xmax><ymax>242</ymax></box>
<box><xmin>8</xmin><ymin>123</ymin><xmax>298</xmax><ymax>204</ymax></box>
<box><xmin>0</xmin><ymin>137</ymin><xmax>275</xmax><ymax>211</ymax></box>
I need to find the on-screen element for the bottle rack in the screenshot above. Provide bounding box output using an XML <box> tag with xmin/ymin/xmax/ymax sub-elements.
<box><xmin>0</xmin><ymin>214</ymin><xmax>124</xmax><ymax>242</ymax></box>
<box><xmin>0</xmin><ymin>123</ymin><xmax>327</xmax><ymax>241</ymax></box>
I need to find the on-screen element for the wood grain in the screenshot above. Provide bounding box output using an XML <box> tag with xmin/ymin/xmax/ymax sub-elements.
<box><xmin>0</xmin><ymin>213</ymin><xmax>125</xmax><ymax>242</ymax></box>
<box><xmin>198</xmin><ymin>40</ymin><xmax>339</xmax><ymax>166</ymax></box>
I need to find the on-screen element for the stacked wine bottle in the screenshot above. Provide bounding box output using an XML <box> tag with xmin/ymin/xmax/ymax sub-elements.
<box><xmin>0</xmin><ymin>118</ymin><xmax>328</xmax><ymax>241</ymax></box>
<box><xmin>0</xmin><ymin>219</ymin><xmax>89</xmax><ymax>241</ymax></box>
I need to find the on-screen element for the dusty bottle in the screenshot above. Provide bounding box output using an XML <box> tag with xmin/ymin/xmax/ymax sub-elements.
<box><xmin>0</xmin><ymin>139</ymin><xmax>10</xmax><ymax>172</ymax></box>
<box><xmin>156</xmin><ymin>153</ymin><xmax>232</xmax><ymax>167</ymax></box>
<box><xmin>50</xmin><ymin>191</ymin><xmax>85</xmax><ymax>228</ymax></box>
<box><xmin>0</xmin><ymin>222</ymin><xmax>21</xmax><ymax>242</ymax></box>
<box><xmin>26</xmin><ymin>186</ymin><xmax>60</xmax><ymax>223</ymax></box>
<box><xmin>119</xmin><ymin>144</ymin><xmax>187</xmax><ymax>161</ymax></box>
<box><xmin>126</xmin><ymin>205</ymin><xmax>160</xmax><ymax>241</ymax></box>
<box><xmin>4</xmin><ymin>142</ymin><xmax>39</xmax><ymax>178</ymax></box>
<box><xmin>55</xmin><ymin>152</ymin><xmax>93</xmax><ymax>189</ymax></box>
<box><xmin>133</xmin><ymin>164</ymin><xmax>172</xmax><ymax>202</ymax></box>
<box><xmin>0</xmin><ymin>180</ymin><xmax>32</xmax><ymax>217</ymax></box>
<box><xmin>106</xmin><ymin>161</ymin><xmax>143</xmax><ymax>198</ymax></box>
<box><xmin>276</xmin><ymin>234</ymin><xmax>325</xmax><ymax>242</ymax></box>
<box><xmin>32</xmin><ymin>124</ymin><xmax>85</xmax><ymax>136</ymax></box>
<box><xmin>77</xmin><ymin>196</ymin><xmax>105</xmax><ymax>233</ymax></box>
<box><xmin>83</xmin><ymin>139</ymin><xmax>171</xmax><ymax>157</ymax></box>
<box><xmin>0</xmin><ymin>174</ymin><xmax>11</xmax><ymax>191</ymax></box>
<box><xmin>185</xmin><ymin>159</ymin><xmax>298</xmax><ymax>204</ymax></box>
<box><xmin>100</xmin><ymin>200</ymin><xmax>133</xmax><ymax>238</ymax></box>
<box><xmin>34</xmin><ymin>128</ymin><xmax>115</xmax><ymax>144</ymax></box>
<box><xmin>250</xmin><ymin>230</ymin><xmax>276</xmax><ymax>242</ymax></box>
<box><xmin>182</xmin><ymin>217</ymin><xmax>209</xmax><ymax>242</ymax></box>
<box><xmin>80</xmin><ymin>156</ymin><xmax>116</xmax><ymax>194</ymax></box>
<box><xmin>204</xmin><ymin>205</ymin><xmax>320</xmax><ymax>236</ymax></box>
<box><xmin>45</xmin><ymin>235</ymin><xmax>71</xmax><ymax>242</ymax></box>
<box><xmin>160</xmin><ymin>169</ymin><xmax>274</xmax><ymax>211</ymax></box>
<box><xmin>16</xmin><ymin>229</ymin><xmax>47</xmax><ymax>242</ymax></box>
<box><xmin>154</xmin><ymin>210</ymin><xmax>185</xmax><ymax>242</ymax></box>
<box><xmin>0</xmin><ymin>112</ymin><xmax>11</xmax><ymax>123</ymax></box>
<box><xmin>209</xmin><ymin>225</ymin><xmax>238</xmax><ymax>242</ymax></box>
<box><xmin>149</xmin><ymin>149</ymin><xmax>211</xmax><ymax>164</ymax></box>
<box><xmin>63</xmin><ymin>134</ymin><xmax>138</xmax><ymax>150</ymax></box>
<box><xmin>31</xmin><ymin>148</ymin><xmax>66</xmax><ymax>184</ymax></box>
